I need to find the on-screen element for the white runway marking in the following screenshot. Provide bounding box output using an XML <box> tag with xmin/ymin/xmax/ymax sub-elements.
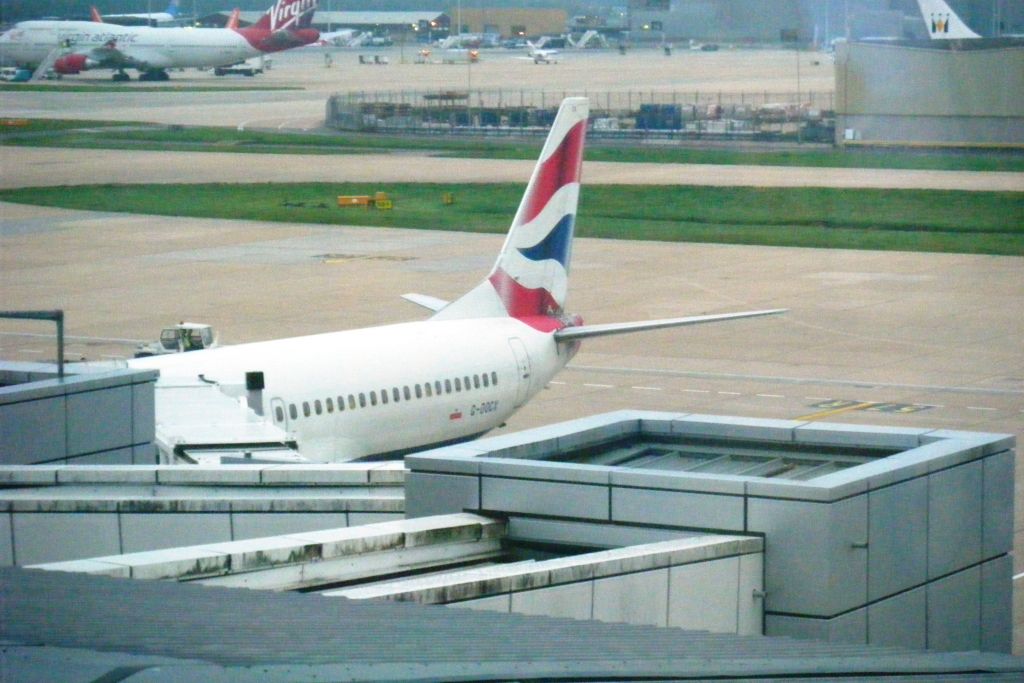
<box><xmin>584</xmin><ymin>383</ymin><xmax>615</xmax><ymax>388</ymax></box>
<box><xmin>632</xmin><ymin>386</ymin><xmax>662</xmax><ymax>391</ymax></box>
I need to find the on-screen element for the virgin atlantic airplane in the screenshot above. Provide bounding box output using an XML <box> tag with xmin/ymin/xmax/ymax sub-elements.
<box><xmin>0</xmin><ymin>0</ymin><xmax>318</xmax><ymax>81</ymax></box>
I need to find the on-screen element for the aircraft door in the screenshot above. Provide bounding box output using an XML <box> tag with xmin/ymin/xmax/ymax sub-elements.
<box><xmin>270</xmin><ymin>397</ymin><xmax>289</xmax><ymax>431</ymax></box>
<box><xmin>507</xmin><ymin>337</ymin><xmax>532</xmax><ymax>407</ymax></box>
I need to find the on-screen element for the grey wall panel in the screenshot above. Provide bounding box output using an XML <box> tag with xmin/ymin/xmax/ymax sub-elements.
<box><xmin>764</xmin><ymin>614</ymin><xmax>828</xmax><ymax>641</ymax></box>
<box><xmin>67</xmin><ymin>447</ymin><xmax>134</xmax><ymax>465</ymax></box>
<box><xmin>928</xmin><ymin>460</ymin><xmax>982</xmax><ymax>579</ymax></box>
<box><xmin>120</xmin><ymin>513</ymin><xmax>232</xmax><ymax>554</ymax></box>
<box><xmin>829</xmin><ymin>607</ymin><xmax>867</xmax><ymax>645</ymax></box>
<box><xmin>13</xmin><ymin>513</ymin><xmax>121</xmax><ymax>565</ymax></box>
<box><xmin>347</xmin><ymin>512</ymin><xmax>404</xmax><ymax>526</ymax></box>
<box><xmin>980</xmin><ymin>555</ymin><xmax>1012</xmax><ymax>653</ymax></box>
<box><xmin>133</xmin><ymin>444</ymin><xmax>158</xmax><ymax>465</ymax></box>
<box><xmin>667</xmin><ymin>557</ymin><xmax>738</xmax><ymax>633</ymax></box>
<box><xmin>982</xmin><ymin>451</ymin><xmax>1014</xmax><ymax>558</ymax></box>
<box><xmin>405</xmin><ymin>472</ymin><xmax>479</xmax><ymax>518</ymax></box>
<box><xmin>738</xmin><ymin>552</ymin><xmax>763</xmax><ymax>636</ymax></box>
<box><xmin>927</xmin><ymin>565</ymin><xmax>981</xmax><ymax>652</ymax></box>
<box><xmin>231</xmin><ymin>513</ymin><xmax>350</xmax><ymax>541</ymax></box>
<box><xmin>748</xmin><ymin>498</ymin><xmax>830</xmax><ymax>615</ymax></box>
<box><xmin>506</xmin><ymin>516</ymin><xmax>683</xmax><ymax>549</ymax></box>
<box><xmin>748</xmin><ymin>495</ymin><xmax>867</xmax><ymax>616</ymax></box>
<box><xmin>0</xmin><ymin>512</ymin><xmax>12</xmax><ymax>566</ymax></box>
<box><xmin>868</xmin><ymin>477</ymin><xmax>928</xmax><ymax>601</ymax></box>
<box><xmin>868</xmin><ymin>586</ymin><xmax>927</xmax><ymax>650</ymax></box>
<box><xmin>448</xmin><ymin>594</ymin><xmax>510</xmax><ymax>613</ymax></box>
<box><xmin>67</xmin><ymin>385</ymin><xmax>132</xmax><ymax>457</ymax></box>
<box><xmin>0</xmin><ymin>396</ymin><xmax>64</xmax><ymax>464</ymax></box>
<box><xmin>511</xmin><ymin>581</ymin><xmax>593</xmax><ymax>621</ymax></box>
<box><xmin>611</xmin><ymin>487</ymin><xmax>744</xmax><ymax>531</ymax></box>
<box><xmin>592</xmin><ymin>568</ymin><xmax>669</xmax><ymax>627</ymax></box>
<box><xmin>481</xmin><ymin>477</ymin><xmax>608</xmax><ymax>520</ymax></box>
<box><xmin>132</xmin><ymin>381</ymin><xmax>155</xmax><ymax>444</ymax></box>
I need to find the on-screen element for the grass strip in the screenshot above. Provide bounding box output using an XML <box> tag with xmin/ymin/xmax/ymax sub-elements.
<box><xmin>3</xmin><ymin>119</ymin><xmax>1024</xmax><ymax>172</ymax></box>
<box><xmin>1</xmin><ymin>182</ymin><xmax>1020</xmax><ymax>255</ymax></box>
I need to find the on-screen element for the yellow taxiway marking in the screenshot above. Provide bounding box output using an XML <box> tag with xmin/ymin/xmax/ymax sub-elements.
<box><xmin>796</xmin><ymin>401</ymin><xmax>877</xmax><ymax>422</ymax></box>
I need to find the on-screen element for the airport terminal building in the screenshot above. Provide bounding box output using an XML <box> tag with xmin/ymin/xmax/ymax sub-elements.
<box><xmin>1</xmin><ymin>361</ymin><xmax>1017</xmax><ymax>671</ymax></box>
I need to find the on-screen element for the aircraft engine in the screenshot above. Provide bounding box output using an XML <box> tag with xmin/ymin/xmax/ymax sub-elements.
<box><xmin>53</xmin><ymin>54</ymin><xmax>97</xmax><ymax>74</ymax></box>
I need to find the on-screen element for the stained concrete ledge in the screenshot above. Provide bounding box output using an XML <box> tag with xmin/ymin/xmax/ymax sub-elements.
<box><xmin>330</xmin><ymin>534</ymin><xmax>763</xmax><ymax>604</ymax></box>
<box><xmin>31</xmin><ymin>513</ymin><xmax>504</xmax><ymax>584</ymax></box>
<box><xmin>0</xmin><ymin>462</ymin><xmax>406</xmax><ymax>487</ymax></box>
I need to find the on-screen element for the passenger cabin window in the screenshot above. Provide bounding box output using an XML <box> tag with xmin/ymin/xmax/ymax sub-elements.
<box><xmin>491</xmin><ymin>371</ymin><xmax>498</xmax><ymax>385</ymax></box>
<box><xmin>289</xmin><ymin>404</ymin><xmax>297</xmax><ymax>420</ymax></box>
<box><xmin>445</xmin><ymin>379</ymin><xmax>452</xmax><ymax>394</ymax></box>
<box><xmin>381</xmin><ymin>389</ymin><xmax>388</xmax><ymax>405</ymax></box>
<box><xmin>415</xmin><ymin>384</ymin><xmax>423</xmax><ymax>398</ymax></box>
<box><xmin>454</xmin><ymin>377</ymin><xmax>462</xmax><ymax>392</ymax></box>
<box><xmin>425</xmin><ymin>382</ymin><xmax>433</xmax><ymax>397</ymax></box>
<box><xmin>348</xmin><ymin>395</ymin><xmax>356</xmax><ymax>410</ymax></box>
<box><xmin>403</xmin><ymin>386</ymin><xmax>411</xmax><ymax>400</ymax></box>
<box><xmin>473</xmin><ymin>375</ymin><xmax>480</xmax><ymax>389</ymax></box>
<box><xmin>370</xmin><ymin>391</ymin><xmax>377</xmax><ymax>406</ymax></box>
<box><xmin>482</xmin><ymin>373</ymin><xmax>489</xmax><ymax>387</ymax></box>
<box><xmin>337</xmin><ymin>396</ymin><xmax>345</xmax><ymax>411</ymax></box>
<box><xmin>314</xmin><ymin>399</ymin><xmax>322</xmax><ymax>415</ymax></box>
<box><xmin>326</xmin><ymin>398</ymin><xmax>334</xmax><ymax>413</ymax></box>
<box><xmin>302</xmin><ymin>401</ymin><xmax>310</xmax><ymax>417</ymax></box>
<box><xmin>275</xmin><ymin>406</ymin><xmax>285</xmax><ymax>422</ymax></box>
<box><xmin>393</xmin><ymin>387</ymin><xmax>401</xmax><ymax>402</ymax></box>
<box><xmin>359</xmin><ymin>393</ymin><xmax>366</xmax><ymax>408</ymax></box>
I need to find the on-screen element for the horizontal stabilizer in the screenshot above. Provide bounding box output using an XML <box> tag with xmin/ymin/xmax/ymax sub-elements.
<box><xmin>554</xmin><ymin>309</ymin><xmax>787</xmax><ymax>342</ymax></box>
<box><xmin>402</xmin><ymin>293</ymin><xmax>449</xmax><ymax>312</ymax></box>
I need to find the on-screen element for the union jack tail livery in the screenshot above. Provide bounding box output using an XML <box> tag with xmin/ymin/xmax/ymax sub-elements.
<box><xmin>433</xmin><ymin>97</ymin><xmax>785</xmax><ymax>343</ymax></box>
<box><xmin>433</xmin><ymin>98</ymin><xmax>587</xmax><ymax>330</ymax></box>
<box><xmin>490</xmin><ymin>96</ymin><xmax>587</xmax><ymax>323</ymax></box>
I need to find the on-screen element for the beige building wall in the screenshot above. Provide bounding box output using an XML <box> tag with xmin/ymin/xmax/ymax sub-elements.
<box><xmin>449</xmin><ymin>8</ymin><xmax>567</xmax><ymax>38</ymax></box>
<box><xmin>835</xmin><ymin>41</ymin><xmax>1024</xmax><ymax>146</ymax></box>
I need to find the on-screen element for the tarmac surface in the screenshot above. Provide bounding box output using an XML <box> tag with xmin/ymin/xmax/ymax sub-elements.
<box><xmin>1</xmin><ymin>43</ymin><xmax>1022</xmax><ymax>652</ymax></box>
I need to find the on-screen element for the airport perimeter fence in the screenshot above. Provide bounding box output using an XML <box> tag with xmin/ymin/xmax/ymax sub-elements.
<box><xmin>326</xmin><ymin>89</ymin><xmax>836</xmax><ymax>143</ymax></box>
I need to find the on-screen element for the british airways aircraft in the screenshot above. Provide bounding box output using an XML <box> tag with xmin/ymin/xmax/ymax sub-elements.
<box><xmin>130</xmin><ymin>98</ymin><xmax>785</xmax><ymax>462</ymax></box>
<box><xmin>0</xmin><ymin>0</ymin><xmax>318</xmax><ymax>81</ymax></box>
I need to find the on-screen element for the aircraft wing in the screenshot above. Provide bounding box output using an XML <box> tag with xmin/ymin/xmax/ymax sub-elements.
<box><xmin>402</xmin><ymin>293</ymin><xmax>449</xmax><ymax>312</ymax></box>
<box><xmin>554</xmin><ymin>309</ymin><xmax>787</xmax><ymax>342</ymax></box>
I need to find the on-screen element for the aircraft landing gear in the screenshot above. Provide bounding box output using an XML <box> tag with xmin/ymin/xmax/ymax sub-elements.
<box><xmin>139</xmin><ymin>70</ymin><xmax>170</xmax><ymax>82</ymax></box>
<box><xmin>112</xmin><ymin>70</ymin><xmax>130</xmax><ymax>82</ymax></box>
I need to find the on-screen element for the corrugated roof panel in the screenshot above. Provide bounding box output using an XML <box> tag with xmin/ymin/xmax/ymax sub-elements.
<box><xmin>2</xmin><ymin>566</ymin><xmax>1021</xmax><ymax>681</ymax></box>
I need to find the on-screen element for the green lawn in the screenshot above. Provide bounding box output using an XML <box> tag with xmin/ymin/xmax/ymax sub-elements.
<box><xmin>3</xmin><ymin>118</ymin><xmax>1024</xmax><ymax>172</ymax></box>
<box><xmin>2</xmin><ymin>182</ymin><xmax>1021</xmax><ymax>255</ymax></box>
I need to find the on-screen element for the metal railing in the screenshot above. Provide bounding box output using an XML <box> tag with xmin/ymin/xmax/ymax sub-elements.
<box><xmin>326</xmin><ymin>88</ymin><xmax>836</xmax><ymax>142</ymax></box>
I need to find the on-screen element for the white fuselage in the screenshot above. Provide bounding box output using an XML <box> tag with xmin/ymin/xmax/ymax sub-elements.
<box><xmin>0</xmin><ymin>21</ymin><xmax>258</xmax><ymax>70</ymax></box>
<box><xmin>129</xmin><ymin>317</ymin><xmax>574</xmax><ymax>462</ymax></box>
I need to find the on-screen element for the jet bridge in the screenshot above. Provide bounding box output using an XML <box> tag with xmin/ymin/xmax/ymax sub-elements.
<box><xmin>153</xmin><ymin>376</ymin><xmax>302</xmax><ymax>464</ymax></box>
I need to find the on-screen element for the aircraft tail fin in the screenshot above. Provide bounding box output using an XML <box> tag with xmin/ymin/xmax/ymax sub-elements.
<box><xmin>166</xmin><ymin>0</ymin><xmax>180</xmax><ymax>18</ymax></box>
<box><xmin>432</xmin><ymin>97</ymin><xmax>588</xmax><ymax>328</ymax></box>
<box><xmin>226</xmin><ymin>8</ymin><xmax>241</xmax><ymax>31</ymax></box>
<box><xmin>252</xmin><ymin>0</ymin><xmax>318</xmax><ymax>32</ymax></box>
<box><xmin>90</xmin><ymin>6</ymin><xmax>103</xmax><ymax>22</ymax></box>
<box><xmin>916</xmin><ymin>0</ymin><xmax>981</xmax><ymax>39</ymax></box>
